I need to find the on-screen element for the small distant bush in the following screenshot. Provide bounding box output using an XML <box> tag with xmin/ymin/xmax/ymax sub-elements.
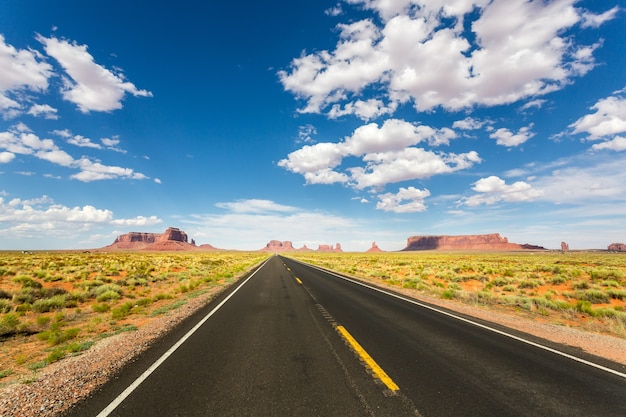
<box><xmin>111</xmin><ymin>302</ymin><xmax>134</xmax><ymax>320</ymax></box>
<box><xmin>96</xmin><ymin>290</ymin><xmax>121</xmax><ymax>302</ymax></box>
<box><xmin>0</xmin><ymin>299</ymin><xmax>11</xmax><ymax>313</ymax></box>
<box><xmin>518</xmin><ymin>280</ymin><xmax>540</xmax><ymax>289</ymax></box>
<box><xmin>0</xmin><ymin>313</ymin><xmax>21</xmax><ymax>334</ymax></box>
<box><xmin>572</xmin><ymin>281</ymin><xmax>590</xmax><ymax>290</ymax></box>
<box><xmin>577</xmin><ymin>290</ymin><xmax>611</xmax><ymax>304</ymax></box>
<box><xmin>92</xmin><ymin>303</ymin><xmax>110</xmax><ymax>313</ymax></box>
<box><xmin>441</xmin><ymin>289</ymin><xmax>456</xmax><ymax>300</ymax></box>
<box><xmin>12</xmin><ymin>275</ymin><xmax>42</xmax><ymax>288</ymax></box>
<box><xmin>32</xmin><ymin>295</ymin><xmax>68</xmax><ymax>313</ymax></box>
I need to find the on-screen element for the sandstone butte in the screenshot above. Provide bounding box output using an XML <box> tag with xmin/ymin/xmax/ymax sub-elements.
<box><xmin>608</xmin><ymin>243</ymin><xmax>626</xmax><ymax>252</ymax></box>
<box><xmin>260</xmin><ymin>240</ymin><xmax>343</xmax><ymax>252</ymax></box>
<box><xmin>103</xmin><ymin>227</ymin><xmax>218</xmax><ymax>252</ymax></box>
<box><xmin>402</xmin><ymin>233</ymin><xmax>546</xmax><ymax>251</ymax></box>
<box><xmin>366</xmin><ymin>242</ymin><xmax>384</xmax><ymax>253</ymax></box>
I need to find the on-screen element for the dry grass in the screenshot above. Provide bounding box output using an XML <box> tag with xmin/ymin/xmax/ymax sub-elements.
<box><xmin>288</xmin><ymin>251</ymin><xmax>626</xmax><ymax>338</ymax></box>
<box><xmin>0</xmin><ymin>251</ymin><xmax>266</xmax><ymax>387</ymax></box>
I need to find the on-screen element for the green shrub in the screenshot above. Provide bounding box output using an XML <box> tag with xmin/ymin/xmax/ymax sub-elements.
<box><xmin>0</xmin><ymin>313</ymin><xmax>21</xmax><ymax>334</ymax></box>
<box><xmin>549</xmin><ymin>275</ymin><xmax>567</xmax><ymax>285</ymax></box>
<box><xmin>0</xmin><ymin>299</ymin><xmax>11</xmax><ymax>313</ymax></box>
<box><xmin>96</xmin><ymin>290</ymin><xmax>121</xmax><ymax>302</ymax></box>
<box><xmin>111</xmin><ymin>302</ymin><xmax>134</xmax><ymax>320</ymax></box>
<box><xmin>572</xmin><ymin>281</ymin><xmax>590</xmax><ymax>290</ymax></box>
<box><xmin>441</xmin><ymin>289</ymin><xmax>456</xmax><ymax>299</ymax></box>
<box><xmin>577</xmin><ymin>290</ymin><xmax>611</xmax><ymax>304</ymax></box>
<box><xmin>12</xmin><ymin>275</ymin><xmax>42</xmax><ymax>288</ymax></box>
<box><xmin>32</xmin><ymin>295</ymin><xmax>68</xmax><ymax>313</ymax></box>
<box><xmin>518</xmin><ymin>280</ymin><xmax>540</xmax><ymax>289</ymax></box>
<box><xmin>37</xmin><ymin>327</ymin><xmax>80</xmax><ymax>346</ymax></box>
<box><xmin>46</xmin><ymin>347</ymin><xmax>66</xmax><ymax>363</ymax></box>
<box><xmin>92</xmin><ymin>303</ymin><xmax>110</xmax><ymax>313</ymax></box>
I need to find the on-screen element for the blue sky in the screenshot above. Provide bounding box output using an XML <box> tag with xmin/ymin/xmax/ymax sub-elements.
<box><xmin>1</xmin><ymin>0</ymin><xmax>625</xmax><ymax>251</ymax></box>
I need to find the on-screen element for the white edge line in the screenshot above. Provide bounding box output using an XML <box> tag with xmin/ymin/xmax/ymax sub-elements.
<box><xmin>292</xmin><ymin>258</ymin><xmax>626</xmax><ymax>380</ymax></box>
<box><xmin>96</xmin><ymin>257</ymin><xmax>272</xmax><ymax>417</ymax></box>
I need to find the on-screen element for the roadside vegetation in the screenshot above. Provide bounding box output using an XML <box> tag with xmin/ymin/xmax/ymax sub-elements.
<box><xmin>289</xmin><ymin>251</ymin><xmax>626</xmax><ymax>338</ymax></box>
<box><xmin>0</xmin><ymin>251</ymin><xmax>266</xmax><ymax>386</ymax></box>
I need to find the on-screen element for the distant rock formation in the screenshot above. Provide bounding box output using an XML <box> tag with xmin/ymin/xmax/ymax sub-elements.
<box><xmin>561</xmin><ymin>242</ymin><xmax>570</xmax><ymax>251</ymax></box>
<box><xmin>402</xmin><ymin>233</ymin><xmax>545</xmax><ymax>251</ymax></box>
<box><xmin>317</xmin><ymin>243</ymin><xmax>343</xmax><ymax>252</ymax></box>
<box><xmin>366</xmin><ymin>242</ymin><xmax>384</xmax><ymax>253</ymax></box>
<box><xmin>260</xmin><ymin>240</ymin><xmax>343</xmax><ymax>252</ymax></box>
<box><xmin>608</xmin><ymin>243</ymin><xmax>626</xmax><ymax>252</ymax></box>
<box><xmin>261</xmin><ymin>240</ymin><xmax>296</xmax><ymax>252</ymax></box>
<box><xmin>103</xmin><ymin>227</ymin><xmax>219</xmax><ymax>251</ymax></box>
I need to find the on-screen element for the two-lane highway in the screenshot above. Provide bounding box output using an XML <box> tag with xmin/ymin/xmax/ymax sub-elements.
<box><xmin>65</xmin><ymin>256</ymin><xmax>420</xmax><ymax>417</ymax></box>
<box><xmin>65</xmin><ymin>255</ymin><xmax>626</xmax><ymax>417</ymax></box>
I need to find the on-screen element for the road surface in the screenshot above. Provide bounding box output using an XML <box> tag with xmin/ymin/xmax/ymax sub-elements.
<box><xmin>64</xmin><ymin>255</ymin><xmax>626</xmax><ymax>417</ymax></box>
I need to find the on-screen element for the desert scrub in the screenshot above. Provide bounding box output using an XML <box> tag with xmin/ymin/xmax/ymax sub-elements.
<box><xmin>0</xmin><ymin>250</ymin><xmax>267</xmax><ymax>385</ymax></box>
<box><xmin>287</xmin><ymin>251</ymin><xmax>626</xmax><ymax>335</ymax></box>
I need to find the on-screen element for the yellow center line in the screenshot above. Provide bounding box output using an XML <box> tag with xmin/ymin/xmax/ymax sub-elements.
<box><xmin>295</xmin><ymin>277</ymin><xmax>303</xmax><ymax>284</ymax></box>
<box><xmin>336</xmin><ymin>325</ymin><xmax>400</xmax><ymax>392</ymax></box>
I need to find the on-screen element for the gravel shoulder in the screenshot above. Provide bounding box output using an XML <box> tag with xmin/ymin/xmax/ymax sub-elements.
<box><xmin>1</xmin><ymin>274</ymin><xmax>625</xmax><ymax>417</ymax></box>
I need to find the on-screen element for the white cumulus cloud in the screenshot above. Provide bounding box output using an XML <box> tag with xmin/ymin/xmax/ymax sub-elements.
<box><xmin>280</xmin><ymin>0</ymin><xmax>608</xmax><ymax>116</ymax></box>
<box><xmin>489</xmin><ymin>125</ymin><xmax>535</xmax><ymax>147</ymax></box>
<box><xmin>462</xmin><ymin>175</ymin><xmax>543</xmax><ymax>206</ymax></box>
<box><xmin>376</xmin><ymin>186</ymin><xmax>430</xmax><ymax>213</ymax></box>
<box><xmin>570</xmin><ymin>88</ymin><xmax>626</xmax><ymax>139</ymax></box>
<box><xmin>37</xmin><ymin>35</ymin><xmax>152</xmax><ymax>112</ymax></box>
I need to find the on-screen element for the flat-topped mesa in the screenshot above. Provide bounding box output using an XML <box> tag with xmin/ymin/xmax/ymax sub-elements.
<box><xmin>317</xmin><ymin>243</ymin><xmax>343</xmax><ymax>252</ymax></box>
<box><xmin>402</xmin><ymin>233</ymin><xmax>545</xmax><ymax>251</ymax></box>
<box><xmin>103</xmin><ymin>227</ymin><xmax>219</xmax><ymax>251</ymax></box>
<box><xmin>261</xmin><ymin>240</ymin><xmax>296</xmax><ymax>252</ymax></box>
<box><xmin>261</xmin><ymin>240</ymin><xmax>343</xmax><ymax>252</ymax></box>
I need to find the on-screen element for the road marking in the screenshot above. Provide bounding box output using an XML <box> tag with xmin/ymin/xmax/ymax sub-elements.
<box><xmin>336</xmin><ymin>325</ymin><xmax>399</xmax><ymax>392</ymax></box>
<box><xmin>296</xmin><ymin>277</ymin><xmax>303</xmax><ymax>284</ymax></box>
<box><xmin>96</xmin><ymin>257</ymin><xmax>273</xmax><ymax>417</ymax></box>
<box><xmin>292</xmin><ymin>259</ymin><xmax>626</xmax><ymax>380</ymax></box>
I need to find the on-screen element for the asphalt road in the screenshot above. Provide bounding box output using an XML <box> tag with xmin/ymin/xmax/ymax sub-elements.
<box><xmin>65</xmin><ymin>255</ymin><xmax>626</xmax><ymax>417</ymax></box>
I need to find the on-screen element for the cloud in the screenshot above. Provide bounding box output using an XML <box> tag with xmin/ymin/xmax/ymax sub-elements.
<box><xmin>580</xmin><ymin>6</ymin><xmax>620</xmax><ymax>28</ymax></box>
<box><xmin>215</xmin><ymin>199</ymin><xmax>299</xmax><ymax>214</ymax></box>
<box><xmin>279</xmin><ymin>118</ymin><xmax>475</xmax><ymax>188</ymax></box>
<box><xmin>67</xmin><ymin>134</ymin><xmax>102</xmax><ymax>149</ymax></box>
<box><xmin>590</xmin><ymin>136</ymin><xmax>626</xmax><ymax>152</ymax></box>
<box><xmin>27</xmin><ymin>104</ymin><xmax>59</xmax><ymax>119</ymax></box>
<box><xmin>349</xmin><ymin>148</ymin><xmax>481</xmax><ymax>189</ymax></box>
<box><xmin>0</xmin><ymin>35</ymin><xmax>52</xmax><ymax>115</ymax></box>
<box><xmin>0</xmin><ymin>193</ymin><xmax>162</xmax><ymax>240</ymax></box>
<box><xmin>0</xmin><ymin>152</ymin><xmax>15</xmax><ymax>163</ymax></box>
<box><xmin>110</xmin><ymin>216</ymin><xmax>162</xmax><ymax>227</ymax></box>
<box><xmin>489</xmin><ymin>124</ymin><xmax>535</xmax><ymax>147</ymax></box>
<box><xmin>328</xmin><ymin>98</ymin><xmax>397</xmax><ymax>121</ymax></box>
<box><xmin>297</xmin><ymin>124</ymin><xmax>317</xmax><ymax>144</ymax></box>
<box><xmin>376</xmin><ymin>186</ymin><xmax>430</xmax><ymax>213</ymax></box>
<box><xmin>0</xmin><ymin>124</ymin><xmax>148</xmax><ymax>182</ymax></box>
<box><xmin>453</xmin><ymin>117</ymin><xmax>486</xmax><ymax>130</ymax></box>
<box><xmin>280</xmin><ymin>0</ymin><xmax>605</xmax><ymax>116</ymax></box>
<box><xmin>462</xmin><ymin>175</ymin><xmax>543</xmax><ymax>206</ymax></box>
<box><xmin>570</xmin><ymin>88</ymin><xmax>626</xmax><ymax>139</ymax></box>
<box><xmin>37</xmin><ymin>35</ymin><xmax>152</xmax><ymax>112</ymax></box>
